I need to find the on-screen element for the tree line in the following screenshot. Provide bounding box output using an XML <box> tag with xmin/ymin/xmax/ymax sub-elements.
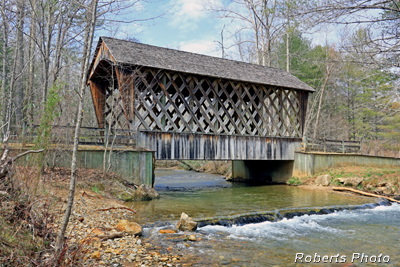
<box><xmin>0</xmin><ymin>0</ymin><xmax>399</xmax><ymax>148</ymax></box>
<box><xmin>207</xmin><ymin>0</ymin><xmax>399</xmax><ymax>155</ymax></box>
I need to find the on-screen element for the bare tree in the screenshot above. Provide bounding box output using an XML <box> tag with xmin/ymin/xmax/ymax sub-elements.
<box><xmin>207</xmin><ymin>0</ymin><xmax>287</xmax><ymax>66</ymax></box>
<box><xmin>55</xmin><ymin>0</ymin><xmax>99</xmax><ymax>254</ymax></box>
<box><xmin>0</xmin><ymin>0</ymin><xmax>9</xmax><ymax>130</ymax></box>
<box><xmin>15</xmin><ymin>0</ymin><xmax>25</xmax><ymax>124</ymax></box>
<box><xmin>297</xmin><ymin>0</ymin><xmax>400</xmax><ymax>67</ymax></box>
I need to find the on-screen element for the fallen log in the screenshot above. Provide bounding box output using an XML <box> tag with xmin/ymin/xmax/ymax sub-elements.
<box><xmin>332</xmin><ymin>187</ymin><xmax>400</xmax><ymax>204</ymax></box>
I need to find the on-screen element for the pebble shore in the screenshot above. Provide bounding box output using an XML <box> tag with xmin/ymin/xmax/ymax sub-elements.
<box><xmin>53</xmin><ymin>192</ymin><xmax>186</xmax><ymax>267</ymax></box>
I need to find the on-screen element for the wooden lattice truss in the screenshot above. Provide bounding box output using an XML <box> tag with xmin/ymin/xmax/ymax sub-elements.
<box><xmin>90</xmin><ymin>64</ymin><xmax>308</xmax><ymax>138</ymax></box>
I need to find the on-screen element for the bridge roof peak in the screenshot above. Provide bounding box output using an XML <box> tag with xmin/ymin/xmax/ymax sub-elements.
<box><xmin>90</xmin><ymin>36</ymin><xmax>315</xmax><ymax>92</ymax></box>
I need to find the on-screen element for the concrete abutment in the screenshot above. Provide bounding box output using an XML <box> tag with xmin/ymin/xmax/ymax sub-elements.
<box><xmin>16</xmin><ymin>147</ymin><xmax>155</xmax><ymax>187</ymax></box>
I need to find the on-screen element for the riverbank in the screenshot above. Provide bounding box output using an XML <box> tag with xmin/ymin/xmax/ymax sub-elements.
<box><xmin>291</xmin><ymin>165</ymin><xmax>400</xmax><ymax>200</ymax></box>
<box><xmin>0</xmin><ymin>167</ymin><xmax>198</xmax><ymax>266</ymax></box>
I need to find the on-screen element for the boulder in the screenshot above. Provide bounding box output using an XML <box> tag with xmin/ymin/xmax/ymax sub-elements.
<box><xmin>373</xmin><ymin>187</ymin><xmax>386</xmax><ymax>194</ymax></box>
<box><xmin>116</xmin><ymin>219</ymin><xmax>142</xmax><ymax>236</ymax></box>
<box><xmin>383</xmin><ymin>185</ymin><xmax>393</xmax><ymax>195</ymax></box>
<box><xmin>334</xmin><ymin>177</ymin><xmax>363</xmax><ymax>186</ymax></box>
<box><xmin>394</xmin><ymin>187</ymin><xmax>400</xmax><ymax>196</ymax></box>
<box><xmin>343</xmin><ymin>177</ymin><xmax>363</xmax><ymax>186</ymax></box>
<box><xmin>133</xmin><ymin>184</ymin><xmax>160</xmax><ymax>201</ymax></box>
<box><xmin>315</xmin><ymin>175</ymin><xmax>331</xmax><ymax>186</ymax></box>
<box><xmin>176</xmin><ymin>212</ymin><xmax>197</xmax><ymax>232</ymax></box>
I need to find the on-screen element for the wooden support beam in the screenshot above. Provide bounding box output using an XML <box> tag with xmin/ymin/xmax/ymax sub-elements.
<box><xmin>89</xmin><ymin>79</ymin><xmax>106</xmax><ymax>128</ymax></box>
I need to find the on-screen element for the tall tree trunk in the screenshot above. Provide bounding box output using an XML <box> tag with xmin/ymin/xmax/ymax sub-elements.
<box><xmin>27</xmin><ymin>0</ymin><xmax>37</xmax><ymax>125</ymax></box>
<box><xmin>42</xmin><ymin>4</ymin><xmax>53</xmax><ymax>108</ymax></box>
<box><xmin>1</xmin><ymin>0</ymin><xmax>8</xmax><ymax>130</ymax></box>
<box><xmin>286</xmin><ymin>0</ymin><xmax>290</xmax><ymax>72</ymax></box>
<box><xmin>15</xmin><ymin>0</ymin><xmax>25</xmax><ymax>124</ymax></box>
<box><xmin>55</xmin><ymin>0</ymin><xmax>99</xmax><ymax>254</ymax></box>
<box><xmin>313</xmin><ymin>64</ymin><xmax>333</xmax><ymax>139</ymax></box>
<box><xmin>5</xmin><ymin>40</ymin><xmax>20</xmax><ymax>139</ymax></box>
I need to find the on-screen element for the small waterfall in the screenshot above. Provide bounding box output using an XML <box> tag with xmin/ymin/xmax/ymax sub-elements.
<box><xmin>197</xmin><ymin>199</ymin><xmax>391</xmax><ymax>227</ymax></box>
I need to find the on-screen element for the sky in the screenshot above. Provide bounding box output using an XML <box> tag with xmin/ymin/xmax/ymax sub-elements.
<box><xmin>100</xmin><ymin>0</ymin><xmax>227</xmax><ymax>57</ymax></box>
<box><xmin>98</xmin><ymin>0</ymin><xmax>343</xmax><ymax>60</ymax></box>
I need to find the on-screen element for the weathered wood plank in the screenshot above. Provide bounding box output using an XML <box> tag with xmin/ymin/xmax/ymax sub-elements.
<box><xmin>137</xmin><ymin>131</ymin><xmax>301</xmax><ymax>160</ymax></box>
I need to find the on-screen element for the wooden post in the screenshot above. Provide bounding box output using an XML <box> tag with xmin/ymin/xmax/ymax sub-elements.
<box><xmin>214</xmin><ymin>82</ymin><xmax>219</xmax><ymax>133</ymax></box>
<box><xmin>342</xmin><ymin>139</ymin><xmax>345</xmax><ymax>153</ymax></box>
<box><xmin>189</xmin><ymin>78</ymin><xmax>195</xmax><ymax>131</ymax></box>
<box><xmin>260</xmin><ymin>89</ymin><xmax>265</xmax><ymax>134</ymax></box>
<box><xmin>323</xmin><ymin>138</ymin><xmax>326</xmax><ymax>153</ymax></box>
<box><xmin>161</xmin><ymin>74</ymin><xmax>167</xmax><ymax>130</ymax></box>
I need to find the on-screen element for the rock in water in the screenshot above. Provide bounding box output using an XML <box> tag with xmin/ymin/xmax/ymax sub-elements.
<box><xmin>133</xmin><ymin>184</ymin><xmax>160</xmax><ymax>201</ymax></box>
<box><xmin>315</xmin><ymin>175</ymin><xmax>331</xmax><ymax>186</ymax></box>
<box><xmin>188</xmin><ymin>234</ymin><xmax>197</xmax><ymax>241</ymax></box>
<box><xmin>116</xmin><ymin>219</ymin><xmax>142</xmax><ymax>236</ymax></box>
<box><xmin>176</xmin><ymin>212</ymin><xmax>198</xmax><ymax>232</ymax></box>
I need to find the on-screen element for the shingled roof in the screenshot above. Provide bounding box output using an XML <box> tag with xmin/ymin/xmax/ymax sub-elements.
<box><xmin>90</xmin><ymin>36</ymin><xmax>315</xmax><ymax>92</ymax></box>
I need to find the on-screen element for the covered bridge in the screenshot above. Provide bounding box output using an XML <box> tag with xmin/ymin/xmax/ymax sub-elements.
<box><xmin>87</xmin><ymin>37</ymin><xmax>314</xmax><ymax>183</ymax></box>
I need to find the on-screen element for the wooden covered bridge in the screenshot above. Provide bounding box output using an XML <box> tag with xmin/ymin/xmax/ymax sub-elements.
<box><xmin>87</xmin><ymin>37</ymin><xmax>314</xmax><ymax>184</ymax></box>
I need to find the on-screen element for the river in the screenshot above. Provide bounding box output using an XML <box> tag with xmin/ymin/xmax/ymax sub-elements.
<box><xmin>128</xmin><ymin>169</ymin><xmax>400</xmax><ymax>266</ymax></box>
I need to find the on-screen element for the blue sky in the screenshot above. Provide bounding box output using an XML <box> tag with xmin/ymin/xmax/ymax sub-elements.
<box><xmin>99</xmin><ymin>0</ymin><xmax>342</xmax><ymax>59</ymax></box>
<box><xmin>99</xmin><ymin>0</ymin><xmax>227</xmax><ymax>57</ymax></box>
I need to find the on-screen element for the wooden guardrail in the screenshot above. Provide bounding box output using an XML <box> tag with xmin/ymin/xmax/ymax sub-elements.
<box><xmin>302</xmin><ymin>137</ymin><xmax>361</xmax><ymax>154</ymax></box>
<box><xmin>7</xmin><ymin>125</ymin><xmax>136</xmax><ymax>146</ymax></box>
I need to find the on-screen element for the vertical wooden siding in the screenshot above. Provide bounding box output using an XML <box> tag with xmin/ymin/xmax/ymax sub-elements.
<box><xmin>137</xmin><ymin>131</ymin><xmax>302</xmax><ymax>160</ymax></box>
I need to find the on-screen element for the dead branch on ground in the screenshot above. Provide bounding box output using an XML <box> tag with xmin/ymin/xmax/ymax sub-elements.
<box><xmin>332</xmin><ymin>187</ymin><xmax>400</xmax><ymax>204</ymax></box>
<box><xmin>97</xmin><ymin>232</ymin><xmax>124</xmax><ymax>241</ymax></box>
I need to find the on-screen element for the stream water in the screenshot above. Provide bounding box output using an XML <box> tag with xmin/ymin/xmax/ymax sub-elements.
<box><xmin>128</xmin><ymin>169</ymin><xmax>400</xmax><ymax>266</ymax></box>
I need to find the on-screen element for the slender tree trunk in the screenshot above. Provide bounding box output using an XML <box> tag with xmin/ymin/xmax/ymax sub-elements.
<box><xmin>1</xmin><ymin>0</ymin><xmax>8</xmax><ymax>130</ymax></box>
<box><xmin>42</xmin><ymin>4</ymin><xmax>53</xmax><ymax>107</ymax></box>
<box><xmin>313</xmin><ymin>64</ymin><xmax>333</xmax><ymax>139</ymax></box>
<box><xmin>27</xmin><ymin>0</ymin><xmax>37</xmax><ymax>125</ymax></box>
<box><xmin>286</xmin><ymin>0</ymin><xmax>290</xmax><ymax>72</ymax></box>
<box><xmin>55</xmin><ymin>0</ymin><xmax>98</xmax><ymax>254</ymax></box>
<box><xmin>5</xmin><ymin>41</ymin><xmax>20</xmax><ymax>139</ymax></box>
<box><xmin>15</xmin><ymin>0</ymin><xmax>25</xmax><ymax>124</ymax></box>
